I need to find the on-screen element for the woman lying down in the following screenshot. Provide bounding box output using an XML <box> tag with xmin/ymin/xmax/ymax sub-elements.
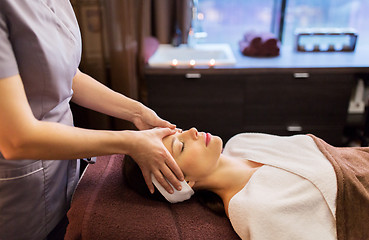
<box><xmin>123</xmin><ymin>128</ymin><xmax>369</xmax><ymax>240</ymax></box>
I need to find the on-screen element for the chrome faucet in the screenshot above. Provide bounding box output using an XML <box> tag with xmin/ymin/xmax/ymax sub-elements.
<box><xmin>187</xmin><ymin>0</ymin><xmax>207</xmax><ymax>47</ymax></box>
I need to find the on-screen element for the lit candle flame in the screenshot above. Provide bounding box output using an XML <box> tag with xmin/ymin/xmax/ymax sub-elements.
<box><xmin>171</xmin><ymin>59</ymin><xmax>178</xmax><ymax>67</ymax></box>
<box><xmin>209</xmin><ymin>59</ymin><xmax>216</xmax><ymax>67</ymax></box>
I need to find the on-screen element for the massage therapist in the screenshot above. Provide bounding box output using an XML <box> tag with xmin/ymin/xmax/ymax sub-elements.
<box><xmin>0</xmin><ymin>1</ymin><xmax>184</xmax><ymax>239</ymax></box>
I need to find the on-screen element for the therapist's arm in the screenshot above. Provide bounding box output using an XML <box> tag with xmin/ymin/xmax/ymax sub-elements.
<box><xmin>71</xmin><ymin>69</ymin><xmax>174</xmax><ymax>130</ymax></box>
<box><xmin>0</xmin><ymin>75</ymin><xmax>183</xmax><ymax>193</ymax></box>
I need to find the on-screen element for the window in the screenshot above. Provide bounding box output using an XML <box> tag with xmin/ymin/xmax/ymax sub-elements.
<box><xmin>198</xmin><ymin>0</ymin><xmax>369</xmax><ymax>48</ymax></box>
<box><xmin>198</xmin><ymin>0</ymin><xmax>275</xmax><ymax>44</ymax></box>
<box><xmin>283</xmin><ymin>0</ymin><xmax>369</xmax><ymax>47</ymax></box>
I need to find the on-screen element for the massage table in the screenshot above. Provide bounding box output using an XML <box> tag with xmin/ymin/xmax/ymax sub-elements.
<box><xmin>66</xmin><ymin>136</ymin><xmax>369</xmax><ymax>240</ymax></box>
<box><xmin>65</xmin><ymin>154</ymin><xmax>240</xmax><ymax>239</ymax></box>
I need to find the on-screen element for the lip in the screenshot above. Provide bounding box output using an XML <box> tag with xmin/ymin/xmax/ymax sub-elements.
<box><xmin>205</xmin><ymin>133</ymin><xmax>211</xmax><ymax>146</ymax></box>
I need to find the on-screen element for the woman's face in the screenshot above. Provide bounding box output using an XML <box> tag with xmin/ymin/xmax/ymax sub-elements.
<box><xmin>163</xmin><ymin>128</ymin><xmax>223</xmax><ymax>181</ymax></box>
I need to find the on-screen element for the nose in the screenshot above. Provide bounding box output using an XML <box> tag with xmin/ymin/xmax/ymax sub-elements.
<box><xmin>189</xmin><ymin>127</ymin><xmax>198</xmax><ymax>139</ymax></box>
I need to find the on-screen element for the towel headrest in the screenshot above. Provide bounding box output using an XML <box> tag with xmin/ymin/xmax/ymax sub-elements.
<box><xmin>151</xmin><ymin>174</ymin><xmax>194</xmax><ymax>203</ymax></box>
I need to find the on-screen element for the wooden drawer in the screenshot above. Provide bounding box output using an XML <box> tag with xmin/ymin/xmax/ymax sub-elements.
<box><xmin>242</xmin><ymin>73</ymin><xmax>355</xmax><ymax>145</ymax></box>
<box><xmin>243</xmin><ymin>73</ymin><xmax>354</xmax><ymax>126</ymax></box>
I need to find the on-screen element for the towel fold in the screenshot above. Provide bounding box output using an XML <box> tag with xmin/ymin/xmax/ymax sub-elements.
<box><xmin>309</xmin><ymin>135</ymin><xmax>369</xmax><ymax>240</ymax></box>
<box><xmin>151</xmin><ymin>174</ymin><xmax>194</xmax><ymax>203</ymax></box>
<box><xmin>239</xmin><ymin>31</ymin><xmax>280</xmax><ymax>57</ymax></box>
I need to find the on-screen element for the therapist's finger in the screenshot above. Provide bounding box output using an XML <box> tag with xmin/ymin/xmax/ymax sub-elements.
<box><xmin>160</xmin><ymin>165</ymin><xmax>183</xmax><ymax>192</ymax></box>
<box><xmin>164</xmin><ymin>151</ymin><xmax>184</xmax><ymax>182</ymax></box>
<box><xmin>164</xmin><ymin>121</ymin><xmax>176</xmax><ymax>129</ymax></box>
<box><xmin>155</xmin><ymin>127</ymin><xmax>176</xmax><ymax>137</ymax></box>
<box><xmin>154</xmin><ymin>117</ymin><xmax>176</xmax><ymax>130</ymax></box>
<box><xmin>154</xmin><ymin>128</ymin><xmax>184</xmax><ymax>180</ymax></box>
<box><xmin>152</xmin><ymin>170</ymin><xmax>174</xmax><ymax>194</ymax></box>
<box><xmin>141</xmin><ymin>168</ymin><xmax>155</xmax><ymax>194</ymax></box>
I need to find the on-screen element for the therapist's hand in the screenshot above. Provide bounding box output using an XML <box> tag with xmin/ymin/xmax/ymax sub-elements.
<box><xmin>133</xmin><ymin>104</ymin><xmax>176</xmax><ymax>131</ymax></box>
<box><xmin>128</xmin><ymin>128</ymin><xmax>184</xmax><ymax>194</ymax></box>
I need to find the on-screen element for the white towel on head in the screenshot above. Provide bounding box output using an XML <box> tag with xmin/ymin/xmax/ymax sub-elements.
<box><xmin>151</xmin><ymin>174</ymin><xmax>194</xmax><ymax>203</ymax></box>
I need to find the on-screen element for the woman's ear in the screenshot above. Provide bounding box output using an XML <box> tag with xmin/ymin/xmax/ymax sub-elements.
<box><xmin>186</xmin><ymin>180</ymin><xmax>195</xmax><ymax>188</ymax></box>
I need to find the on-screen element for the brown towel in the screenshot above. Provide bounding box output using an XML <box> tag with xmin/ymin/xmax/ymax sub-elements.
<box><xmin>309</xmin><ymin>135</ymin><xmax>369</xmax><ymax>240</ymax></box>
<box><xmin>239</xmin><ymin>31</ymin><xmax>280</xmax><ymax>57</ymax></box>
<box><xmin>65</xmin><ymin>154</ymin><xmax>239</xmax><ymax>240</ymax></box>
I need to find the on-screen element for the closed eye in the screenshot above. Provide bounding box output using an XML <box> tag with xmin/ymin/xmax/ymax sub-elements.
<box><xmin>181</xmin><ymin>142</ymin><xmax>185</xmax><ymax>152</ymax></box>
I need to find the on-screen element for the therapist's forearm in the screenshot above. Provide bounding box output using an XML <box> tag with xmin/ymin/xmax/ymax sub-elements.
<box><xmin>71</xmin><ymin>69</ymin><xmax>143</xmax><ymax>122</ymax></box>
<box><xmin>0</xmin><ymin>74</ymin><xmax>135</xmax><ymax>161</ymax></box>
<box><xmin>2</xmin><ymin>119</ymin><xmax>134</xmax><ymax>160</ymax></box>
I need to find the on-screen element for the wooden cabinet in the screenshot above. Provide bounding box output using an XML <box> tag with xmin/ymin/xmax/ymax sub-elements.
<box><xmin>145</xmin><ymin>71</ymin><xmax>355</xmax><ymax>145</ymax></box>
<box><xmin>146</xmin><ymin>73</ymin><xmax>244</xmax><ymax>141</ymax></box>
<box><xmin>242</xmin><ymin>72</ymin><xmax>354</xmax><ymax>145</ymax></box>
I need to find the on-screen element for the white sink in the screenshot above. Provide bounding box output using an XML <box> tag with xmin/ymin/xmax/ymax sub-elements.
<box><xmin>148</xmin><ymin>44</ymin><xmax>236</xmax><ymax>67</ymax></box>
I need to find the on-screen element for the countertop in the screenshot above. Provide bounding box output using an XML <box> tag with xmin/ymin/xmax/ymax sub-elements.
<box><xmin>144</xmin><ymin>44</ymin><xmax>369</xmax><ymax>75</ymax></box>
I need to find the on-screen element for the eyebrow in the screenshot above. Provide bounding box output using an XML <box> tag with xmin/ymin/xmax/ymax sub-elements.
<box><xmin>171</xmin><ymin>136</ymin><xmax>175</xmax><ymax>156</ymax></box>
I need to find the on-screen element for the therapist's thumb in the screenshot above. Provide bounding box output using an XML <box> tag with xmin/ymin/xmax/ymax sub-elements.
<box><xmin>154</xmin><ymin>118</ymin><xmax>176</xmax><ymax>129</ymax></box>
<box><xmin>154</xmin><ymin>127</ymin><xmax>176</xmax><ymax>138</ymax></box>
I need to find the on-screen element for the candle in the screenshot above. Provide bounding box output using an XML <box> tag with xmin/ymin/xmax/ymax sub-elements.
<box><xmin>209</xmin><ymin>58</ymin><xmax>216</xmax><ymax>67</ymax></box>
<box><xmin>171</xmin><ymin>59</ymin><xmax>178</xmax><ymax>67</ymax></box>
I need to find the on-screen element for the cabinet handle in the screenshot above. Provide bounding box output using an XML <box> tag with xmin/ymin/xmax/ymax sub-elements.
<box><xmin>293</xmin><ymin>72</ymin><xmax>309</xmax><ymax>79</ymax></box>
<box><xmin>185</xmin><ymin>73</ymin><xmax>201</xmax><ymax>79</ymax></box>
<box><xmin>286</xmin><ymin>125</ymin><xmax>303</xmax><ymax>132</ymax></box>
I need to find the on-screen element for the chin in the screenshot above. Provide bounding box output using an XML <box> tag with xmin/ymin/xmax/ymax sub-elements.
<box><xmin>213</xmin><ymin>136</ymin><xmax>223</xmax><ymax>154</ymax></box>
<box><xmin>214</xmin><ymin>135</ymin><xmax>222</xmax><ymax>144</ymax></box>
